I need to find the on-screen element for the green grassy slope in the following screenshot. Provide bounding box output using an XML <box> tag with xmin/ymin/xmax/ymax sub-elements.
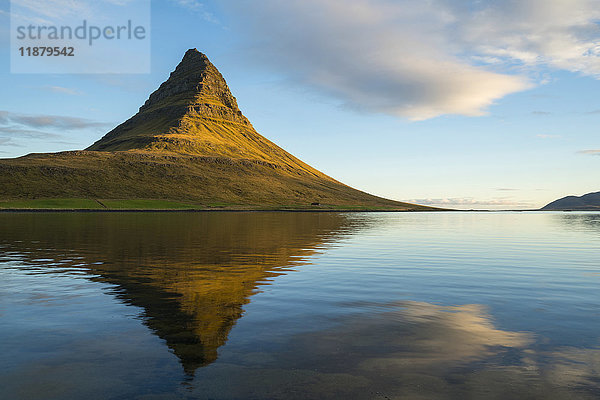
<box><xmin>0</xmin><ymin>150</ymin><xmax>432</xmax><ymax>210</ymax></box>
<box><xmin>0</xmin><ymin>198</ymin><xmax>104</xmax><ymax>209</ymax></box>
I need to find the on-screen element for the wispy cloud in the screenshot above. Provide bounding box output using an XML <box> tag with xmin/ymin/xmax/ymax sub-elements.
<box><xmin>0</xmin><ymin>126</ymin><xmax>77</xmax><ymax>148</ymax></box>
<box><xmin>42</xmin><ymin>86</ymin><xmax>82</xmax><ymax>96</ymax></box>
<box><xmin>536</xmin><ymin>134</ymin><xmax>561</xmax><ymax>139</ymax></box>
<box><xmin>10</xmin><ymin>0</ymin><xmax>93</xmax><ymax>22</ymax></box>
<box><xmin>578</xmin><ymin>149</ymin><xmax>600</xmax><ymax>155</ymax></box>
<box><xmin>406</xmin><ymin>197</ymin><xmax>535</xmax><ymax>209</ymax></box>
<box><xmin>0</xmin><ymin>126</ymin><xmax>63</xmax><ymax>138</ymax></box>
<box><xmin>0</xmin><ymin>110</ymin><xmax>107</xmax><ymax>131</ymax></box>
<box><xmin>0</xmin><ymin>127</ymin><xmax>67</xmax><ymax>151</ymax></box>
<box><xmin>531</xmin><ymin>111</ymin><xmax>551</xmax><ymax>116</ymax></box>
<box><xmin>0</xmin><ymin>110</ymin><xmax>107</xmax><ymax>150</ymax></box>
<box><xmin>10</xmin><ymin>0</ymin><xmax>142</xmax><ymax>27</ymax></box>
<box><xmin>171</xmin><ymin>0</ymin><xmax>217</xmax><ymax>22</ymax></box>
<box><xmin>0</xmin><ymin>137</ymin><xmax>23</xmax><ymax>147</ymax></box>
<box><xmin>0</xmin><ymin>137</ymin><xmax>22</xmax><ymax>154</ymax></box>
<box><xmin>226</xmin><ymin>0</ymin><xmax>600</xmax><ymax>120</ymax></box>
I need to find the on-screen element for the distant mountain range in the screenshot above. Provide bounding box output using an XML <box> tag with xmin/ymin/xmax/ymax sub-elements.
<box><xmin>541</xmin><ymin>191</ymin><xmax>600</xmax><ymax>211</ymax></box>
<box><xmin>0</xmin><ymin>49</ymin><xmax>434</xmax><ymax>210</ymax></box>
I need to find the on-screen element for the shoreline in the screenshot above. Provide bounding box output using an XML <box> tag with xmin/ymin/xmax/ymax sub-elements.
<box><xmin>0</xmin><ymin>207</ymin><xmax>451</xmax><ymax>213</ymax></box>
<box><xmin>0</xmin><ymin>208</ymin><xmax>571</xmax><ymax>213</ymax></box>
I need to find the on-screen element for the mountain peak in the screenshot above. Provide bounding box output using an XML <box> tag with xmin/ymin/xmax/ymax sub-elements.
<box><xmin>182</xmin><ymin>47</ymin><xmax>208</xmax><ymax>60</ymax></box>
<box><xmin>179</xmin><ymin>48</ymin><xmax>213</xmax><ymax>68</ymax></box>
<box><xmin>87</xmin><ymin>50</ymin><xmax>252</xmax><ymax>153</ymax></box>
<box><xmin>138</xmin><ymin>49</ymin><xmax>241</xmax><ymax>114</ymax></box>
<box><xmin>160</xmin><ymin>48</ymin><xmax>213</xmax><ymax>88</ymax></box>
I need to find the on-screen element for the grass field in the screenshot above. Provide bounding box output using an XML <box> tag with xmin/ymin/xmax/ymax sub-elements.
<box><xmin>0</xmin><ymin>151</ymin><xmax>436</xmax><ymax>211</ymax></box>
<box><xmin>0</xmin><ymin>198</ymin><xmax>104</xmax><ymax>209</ymax></box>
<box><xmin>98</xmin><ymin>199</ymin><xmax>202</xmax><ymax>209</ymax></box>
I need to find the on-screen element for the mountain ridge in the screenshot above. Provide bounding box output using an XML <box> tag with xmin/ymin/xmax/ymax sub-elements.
<box><xmin>541</xmin><ymin>191</ymin><xmax>600</xmax><ymax>211</ymax></box>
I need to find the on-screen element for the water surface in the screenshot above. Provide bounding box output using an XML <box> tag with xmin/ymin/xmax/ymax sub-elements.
<box><xmin>1</xmin><ymin>212</ymin><xmax>599</xmax><ymax>399</ymax></box>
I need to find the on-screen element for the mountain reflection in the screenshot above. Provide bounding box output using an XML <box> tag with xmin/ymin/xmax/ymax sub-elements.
<box><xmin>554</xmin><ymin>212</ymin><xmax>600</xmax><ymax>233</ymax></box>
<box><xmin>0</xmin><ymin>212</ymin><xmax>363</xmax><ymax>374</ymax></box>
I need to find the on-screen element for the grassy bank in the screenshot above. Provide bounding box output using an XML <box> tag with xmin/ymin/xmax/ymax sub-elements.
<box><xmin>0</xmin><ymin>198</ymin><xmax>437</xmax><ymax>211</ymax></box>
<box><xmin>0</xmin><ymin>151</ymin><xmax>435</xmax><ymax>211</ymax></box>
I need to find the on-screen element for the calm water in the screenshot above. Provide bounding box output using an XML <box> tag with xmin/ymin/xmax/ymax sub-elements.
<box><xmin>1</xmin><ymin>211</ymin><xmax>599</xmax><ymax>399</ymax></box>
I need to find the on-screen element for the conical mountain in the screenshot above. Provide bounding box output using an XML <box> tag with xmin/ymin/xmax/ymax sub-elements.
<box><xmin>87</xmin><ymin>49</ymin><xmax>325</xmax><ymax>178</ymax></box>
<box><xmin>0</xmin><ymin>49</ymin><xmax>433</xmax><ymax>210</ymax></box>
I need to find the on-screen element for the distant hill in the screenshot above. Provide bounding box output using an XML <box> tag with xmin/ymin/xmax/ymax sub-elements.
<box><xmin>0</xmin><ymin>49</ymin><xmax>433</xmax><ymax>210</ymax></box>
<box><xmin>541</xmin><ymin>191</ymin><xmax>600</xmax><ymax>211</ymax></box>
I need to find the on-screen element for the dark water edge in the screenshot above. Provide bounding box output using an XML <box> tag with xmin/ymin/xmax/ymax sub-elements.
<box><xmin>0</xmin><ymin>208</ymin><xmax>442</xmax><ymax>213</ymax></box>
<box><xmin>1</xmin><ymin>212</ymin><xmax>599</xmax><ymax>399</ymax></box>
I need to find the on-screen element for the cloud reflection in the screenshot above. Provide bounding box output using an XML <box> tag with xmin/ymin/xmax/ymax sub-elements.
<box><xmin>188</xmin><ymin>301</ymin><xmax>600</xmax><ymax>399</ymax></box>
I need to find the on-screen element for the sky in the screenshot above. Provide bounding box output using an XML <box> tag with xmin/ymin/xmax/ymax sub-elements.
<box><xmin>0</xmin><ymin>0</ymin><xmax>599</xmax><ymax>209</ymax></box>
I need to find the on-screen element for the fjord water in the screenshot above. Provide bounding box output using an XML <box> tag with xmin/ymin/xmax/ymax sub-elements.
<box><xmin>1</xmin><ymin>212</ymin><xmax>599</xmax><ymax>399</ymax></box>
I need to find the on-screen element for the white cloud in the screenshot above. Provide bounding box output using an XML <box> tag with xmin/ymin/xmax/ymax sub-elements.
<box><xmin>578</xmin><ymin>149</ymin><xmax>600</xmax><ymax>155</ymax></box>
<box><xmin>225</xmin><ymin>0</ymin><xmax>600</xmax><ymax>120</ymax></box>
<box><xmin>457</xmin><ymin>0</ymin><xmax>600</xmax><ymax>76</ymax></box>
<box><xmin>536</xmin><ymin>134</ymin><xmax>561</xmax><ymax>139</ymax></box>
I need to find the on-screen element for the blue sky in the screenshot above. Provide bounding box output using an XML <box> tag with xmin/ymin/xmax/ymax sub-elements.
<box><xmin>1</xmin><ymin>0</ymin><xmax>599</xmax><ymax>209</ymax></box>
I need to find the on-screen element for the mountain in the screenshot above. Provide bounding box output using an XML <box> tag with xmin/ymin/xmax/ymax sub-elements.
<box><xmin>0</xmin><ymin>49</ymin><xmax>432</xmax><ymax>210</ymax></box>
<box><xmin>541</xmin><ymin>191</ymin><xmax>600</xmax><ymax>211</ymax></box>
<box><xmin>87</xmin><ymin>49</ymin><xmax>324</xmax><ymax>177</ymax></box>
